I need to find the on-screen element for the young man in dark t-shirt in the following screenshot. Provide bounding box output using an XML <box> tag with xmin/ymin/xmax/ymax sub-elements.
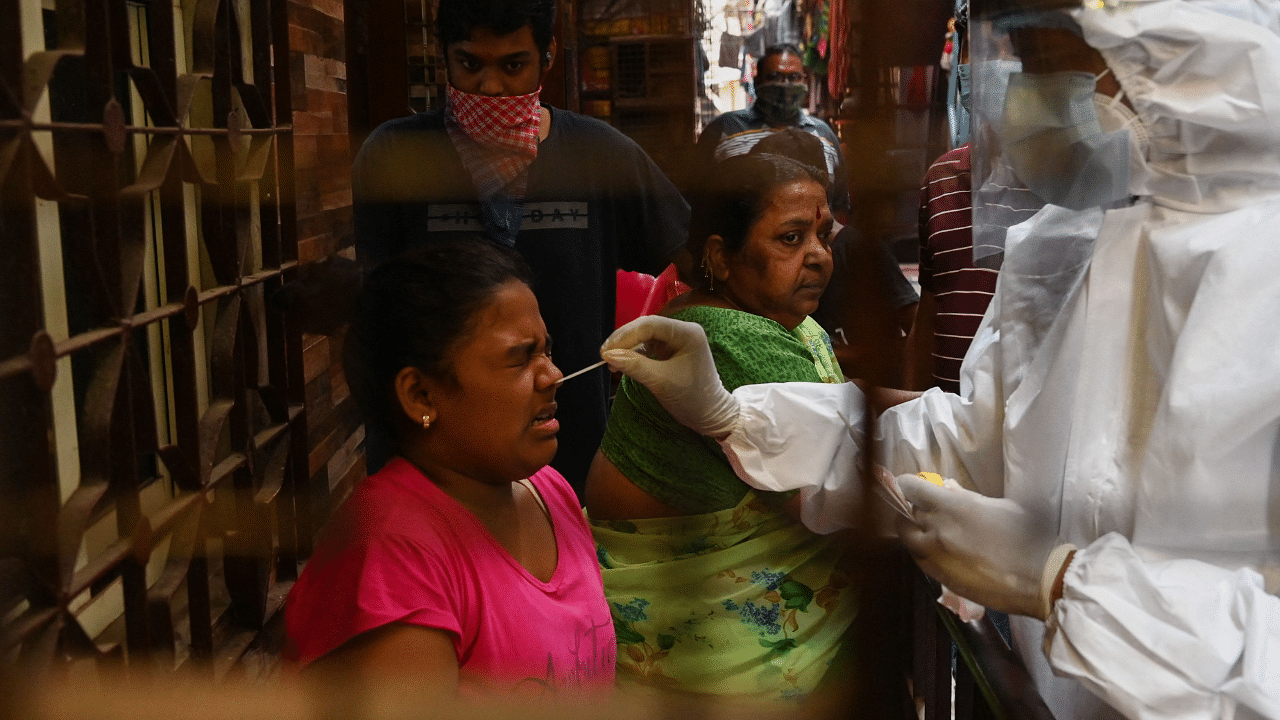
<box><xmin>353</xmin><ymin>0</ymin><xmax>691</xmax><ymax>496</ymax></box>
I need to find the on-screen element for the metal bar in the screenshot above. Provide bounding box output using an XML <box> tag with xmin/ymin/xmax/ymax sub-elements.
<box><xmin>0</xmin><ymin>119</ymin><xmax>290</xmax><ymax>135</ymax></box>
<box><xmin>941</xmin><ymin>610</ymin><xmax>1057</xmax><ymax>720</ymax></box>
<box><xmin>271</xmin><ymin>0</ymin><xmax>308</xmax><ymax>567</ymax></box>
<box><xmin>0</xmin><ymin>2</ymin><xmax>63</xmax><ymax>659</ymax></box>
<box><xmin>0</xmin><ymin>262</ymin><xmax>300</xmax><ymax>381</ymax></box>
<box><xmin>62</xmin><ymin>491</ymin><xmax>202</xmax><ymax>601</ymax></box>
<box><xmin>3</xmin><ymin>0</ymin><xmax>316</xmax><ymax>674</ymax></box>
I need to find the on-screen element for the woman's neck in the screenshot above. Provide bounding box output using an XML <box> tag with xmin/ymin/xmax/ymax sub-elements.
<box><xmin>664</xmin><ymin>288</ymin><xmax>802</xmax><ymax>331</ymax></box>
<box><xmin>399</xmin><ymin>445</ymin><xmax>519</xmax><ymax>524</ymax></box>
<box><xmin>397</xmin><ymin>445</ymin><xmax>558</xmax><ymax>582</ymax></box>
<box><xmin>663</xmin><ymin>287</ymin><xmax>740</xmax><ymax>316</ymax></box>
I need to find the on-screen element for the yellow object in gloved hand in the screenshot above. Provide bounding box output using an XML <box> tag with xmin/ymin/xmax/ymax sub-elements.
<box><xmin>917</xmin><ymin>472</ymin><xmax>945</xmax><ymax>487</ymax></box>
<box><xmin>895</xmin><ymin>474</ymin><xmax>1062</xmax><ymax>620</ymax></box>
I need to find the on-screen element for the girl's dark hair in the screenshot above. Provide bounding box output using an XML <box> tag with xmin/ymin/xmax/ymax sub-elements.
<box><xmin>687</xmin><ymin>153</ymin><xmax>828</xmax><ymax>290</ymax></box>
<box><xmin>344</xmin><ymin>238</ymin><xmax>533</xmax><ymax>433</ymax></box>
<box><xmin>436</xmin><ymin>0</ymin><xmax>557</xmax><ymax>54</ymax></box>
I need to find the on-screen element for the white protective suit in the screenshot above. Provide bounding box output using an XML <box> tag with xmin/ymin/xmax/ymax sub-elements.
<box><xmin>718</xmin><ymin>1</ymin><xmax>1280</xmax><ymax>718</ymax></box>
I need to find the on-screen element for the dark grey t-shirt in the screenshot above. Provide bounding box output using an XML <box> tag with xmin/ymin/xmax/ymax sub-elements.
<box><xmin>352</xmin><ymin>107</ymin><xmax>690</xmax><ymax>494</ymax></box>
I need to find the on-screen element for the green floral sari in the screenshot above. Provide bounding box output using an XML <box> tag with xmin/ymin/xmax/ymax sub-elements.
<box><xmin>593</xmin><ymin>307</ymin><xmax>854</xmax><ymax>700</ymax></box>
<box><xmin>594</xmin><ymin>494</ymin><xmax>854</xmax><ymax>700</ymax></box>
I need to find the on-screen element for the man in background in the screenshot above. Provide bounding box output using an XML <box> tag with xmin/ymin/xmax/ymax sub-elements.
<box><xmin>695</xmin><ymin>43</ymin><xmax>851</xmax><ymax>220</ymax></box>
<box><xmin>352</xmin><ymin>0</ymin><xmax>690</xmax><ymax>496</ymax></box>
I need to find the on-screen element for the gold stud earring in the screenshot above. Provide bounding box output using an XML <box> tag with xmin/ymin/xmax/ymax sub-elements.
<box><xmin>422</xmin><ymin>414</ymin><xmax>432</xmax><ymax>430</ymax></box>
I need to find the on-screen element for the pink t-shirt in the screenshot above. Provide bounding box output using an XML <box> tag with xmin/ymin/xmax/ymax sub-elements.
<box><xmin>285</xmin><ymin>458</ymin><xmax>616</xmax><ymax>693</ymax></box>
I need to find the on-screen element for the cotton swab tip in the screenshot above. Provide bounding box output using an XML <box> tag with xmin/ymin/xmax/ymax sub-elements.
<box><xmin>555</xmin><ymin>343</ymin><xmax>648</xmax><ymax>386</ymax></box>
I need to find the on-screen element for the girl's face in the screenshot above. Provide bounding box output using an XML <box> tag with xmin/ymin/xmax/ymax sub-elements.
<box><xmin>423</xmin><ymin>280</ymin><xmax>563</xmax><ymax>483</ymax></box>
<box><xmin>718</xmin><ymin>179</ymin><xmax>835</xmax><ymax>330</ymax></box>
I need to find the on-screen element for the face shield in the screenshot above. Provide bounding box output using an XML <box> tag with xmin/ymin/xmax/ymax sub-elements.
<box><xmin>967</xmin><ymin>0</ymin><xmax>1147</xmax><ymax>268</ymax></box>
<box><xmin>945</xmin><ymin>0</ymin><xmax>972</xmax><ymax>148</ymax></box>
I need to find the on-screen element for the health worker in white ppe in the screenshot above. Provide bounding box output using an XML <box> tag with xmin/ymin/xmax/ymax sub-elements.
<box><xmin>600</xmin><ymin>1</ymin><xmax>1280</xmax><ymax>718</ymax></box>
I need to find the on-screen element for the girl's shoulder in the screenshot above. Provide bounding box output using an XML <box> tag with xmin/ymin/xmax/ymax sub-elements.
<box><xmin>525</xmin><ymin>466</ymin><xmax>582</xmax><ymax>519</ymax></box>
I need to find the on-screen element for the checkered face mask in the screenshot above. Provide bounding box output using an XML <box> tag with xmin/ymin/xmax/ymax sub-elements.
<box><xmin>445</xmin><ymin>84</ymin><xmax>542</xmax><ymax>198</ymax></box>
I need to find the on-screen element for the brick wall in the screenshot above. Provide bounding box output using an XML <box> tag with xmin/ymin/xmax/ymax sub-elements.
<box><xmin>288</xmin><ymin>0</ymin><xmax>366</xmax><ymax>544</ymax></box>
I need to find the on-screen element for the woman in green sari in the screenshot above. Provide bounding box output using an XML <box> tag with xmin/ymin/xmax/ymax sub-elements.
<box><xmin>585</xmin><ymin>152</ymin><xmax>855</xmax><ymax>700</ymax></box>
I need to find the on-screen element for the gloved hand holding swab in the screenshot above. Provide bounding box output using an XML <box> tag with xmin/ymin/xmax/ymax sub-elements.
<box><xmin>599</xmin><ymin>316</ymin><xmax>740</xmax><ymax>438</ymax></box>
<box><xmin>556</xmin><ymin>343</ymin><xmax>648</xmax><ymax>386</ymax></box>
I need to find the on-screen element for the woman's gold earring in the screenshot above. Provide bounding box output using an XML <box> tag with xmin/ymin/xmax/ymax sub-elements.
<box><xmin>422</xmin><ymin>414</ymin><xmax>432</xmax><ymax>430</ymax></box>
<box><xmin>702</xmin><ymin>255</ymin><xmax>715</xmax><ymax>292</ymax></box>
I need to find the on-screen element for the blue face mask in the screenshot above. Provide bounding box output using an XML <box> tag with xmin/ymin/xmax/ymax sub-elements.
<box><xmin>998</xmin><ymin>70</ymin><xmax>1136</xmax><ymax>210</ymax></box>
<box><xmin>956</xmin><ymin>63</ymin><xmax>972</xmax><ymax>114</ymax></box>
<box><xmin>948</xmin><ymin>63</ymin><xmax>972</xmax><ymax>147</ymax></box>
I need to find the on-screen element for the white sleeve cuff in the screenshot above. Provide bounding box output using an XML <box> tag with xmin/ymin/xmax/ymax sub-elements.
<box><xmin>1044</xmin><ymin>533</ymin><xmax>1280</xmax><ymax>720</ymax></box>
<box><xmin>720</xmin><ymin>382</ymin><xmax>868</xmax><ymax>534</ymax></box>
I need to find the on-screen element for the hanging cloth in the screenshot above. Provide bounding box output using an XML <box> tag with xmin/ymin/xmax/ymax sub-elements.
<box><xmin>826</xmin><ymin>0</ymin><xmax>849</xmax><ymax>98</ymax></box>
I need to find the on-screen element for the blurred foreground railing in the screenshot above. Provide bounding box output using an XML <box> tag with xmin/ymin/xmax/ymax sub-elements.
<box><xmin>913</xmin><ymin>569</ymin><xmax>1056</xmax><ymax>720</ymax></box>
<box><xmin>0</xmin><ymin>629</ymin><xmax>1054</xmax><ymax>720</ymax></box>
<box><xmin>0</xmin><ymin>670</ymin><xmax>932</xmax><ymax>720</ymax></box>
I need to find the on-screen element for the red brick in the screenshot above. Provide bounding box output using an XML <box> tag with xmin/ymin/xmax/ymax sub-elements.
<box><xmin>296</xmin><ymin>194</ymin><xmax>320</xmax><ymax>221</ymax></box>
<box><xmin>326</xmin><ymin>425</ymin><xmax>362</xmax><ymax>490</ymax></box>
<box><xmin>295</xmin><ymin>226</ymin><xmax>335</xmax><ymax>257</ymax></box>
<box><xmin>295</xmin><ymin>207</ymin><xmax>340</xmax><ymax>241</ymax></box>
<box><xmin>330</xmin><ymin>204</ymin><xmax>353</xmax><ymax>225</ymax></box>
<box><xmin>308</xmin><ymin>232</ymin><xmax>337</xmax><ymax>258</ymax></box>
<box><xmin>285</xmin><ymin>0</ymin><xmax>365</xmax><ymax>514</ymax></box>
<box><xmin>292</xmin><ymin>110</ymin><xmax>329</xmax><ymax>137</ymax></box>
<box><xmin>289</xmin><ymin>2</ymin><xmax>345</xmax><ymax>58</ymax></box>
<box><xmin>316</xmin><ymin>167</ymin><xmax>349</xmax><ymax>195</ymax></box>
<box><xmin>296</xmin><ymin>235</ymin><xmax>322</xmax><ymax>263</ymax></box>
<box><xmin>303</xmin><ymin>55</ymin><xmax>345</xmax><ymax>94</ymax></box>
<box><xmin>319</xmin><ymin>187</ymin><xmax>352</xmax><ymax>212</ymax></box>
<box><xmin>327</xmin><ymin>452</ymin><xmax>364</xmax><ymax>509</ymax></box>
<box><xmin>308</xmin><ymin>0</ymin><xmax>344</xmax><ymax>22</ymax></box>
<box><xmin>305</xmin><ymin>88</ymin><xmax>346</xmax><ymax>114</ymax></box>
<box><xmin>316</xmin><ymin>132</ymin><xmax>349</xmax><ymax>159</ymax></box>
<box><xmin>288</xmin><ymin>24</ymin><xmax>320</xmax><ymax>56</ymax></box>
<box><xmin>308</xmin><ymin>427</ymin><xmax>336</xmax><ymax>476</ymax></box>
<box><xmin>292</xmin><ymin>134</ymin><xmax>318</xmax><ymax>170</ymax></box>
<box><xmin>304</xmin><ymin>371</ymin><xmax>332</xmax><ymax>417</ymax></box>
<box><xmin>302</xmin><ymin>335</ymin><xmax>330</xmax><ymax>383</ymax></box>
<box><xmin>330</xmin><ymin>362</ymin><xmax>350</xmax><ymax>407</ymax></box>
<box><xmin>294</xmin><ymin>208</ymin><xmax>343</xmax><ymax>243</ymax></box>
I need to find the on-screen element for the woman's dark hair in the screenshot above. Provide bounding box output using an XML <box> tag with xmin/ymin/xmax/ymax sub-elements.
<box><xmin>436</xmin><ymin>0</ymin><xmax>557</xmax><ymax>54</ymax></box>
<box><xmin>345</xmin><ymin>238</ymin><xmax>533</xmax><ymax>434</ymax></box>
<box><xmin>687</xmin><ymin>153</ymin><xmax>829</xmax><ymax>290</ymax></box>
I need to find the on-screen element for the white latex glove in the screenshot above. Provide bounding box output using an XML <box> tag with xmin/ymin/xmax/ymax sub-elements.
<box><xmin>895</xmin><ymin>474</ymin><xmax>1073</xmax><ymax>620</ymax></box>
<box><xmin>601</xmin><ymin>316</ymin><xmax>740</xmax><ymax>438</ymax></box>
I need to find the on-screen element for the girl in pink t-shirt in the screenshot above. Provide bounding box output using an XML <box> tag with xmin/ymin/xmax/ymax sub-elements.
<box><xmin>284</xmin><ymin>240</ymin><xmax>614</xmax><ymax>694</ymax></box>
